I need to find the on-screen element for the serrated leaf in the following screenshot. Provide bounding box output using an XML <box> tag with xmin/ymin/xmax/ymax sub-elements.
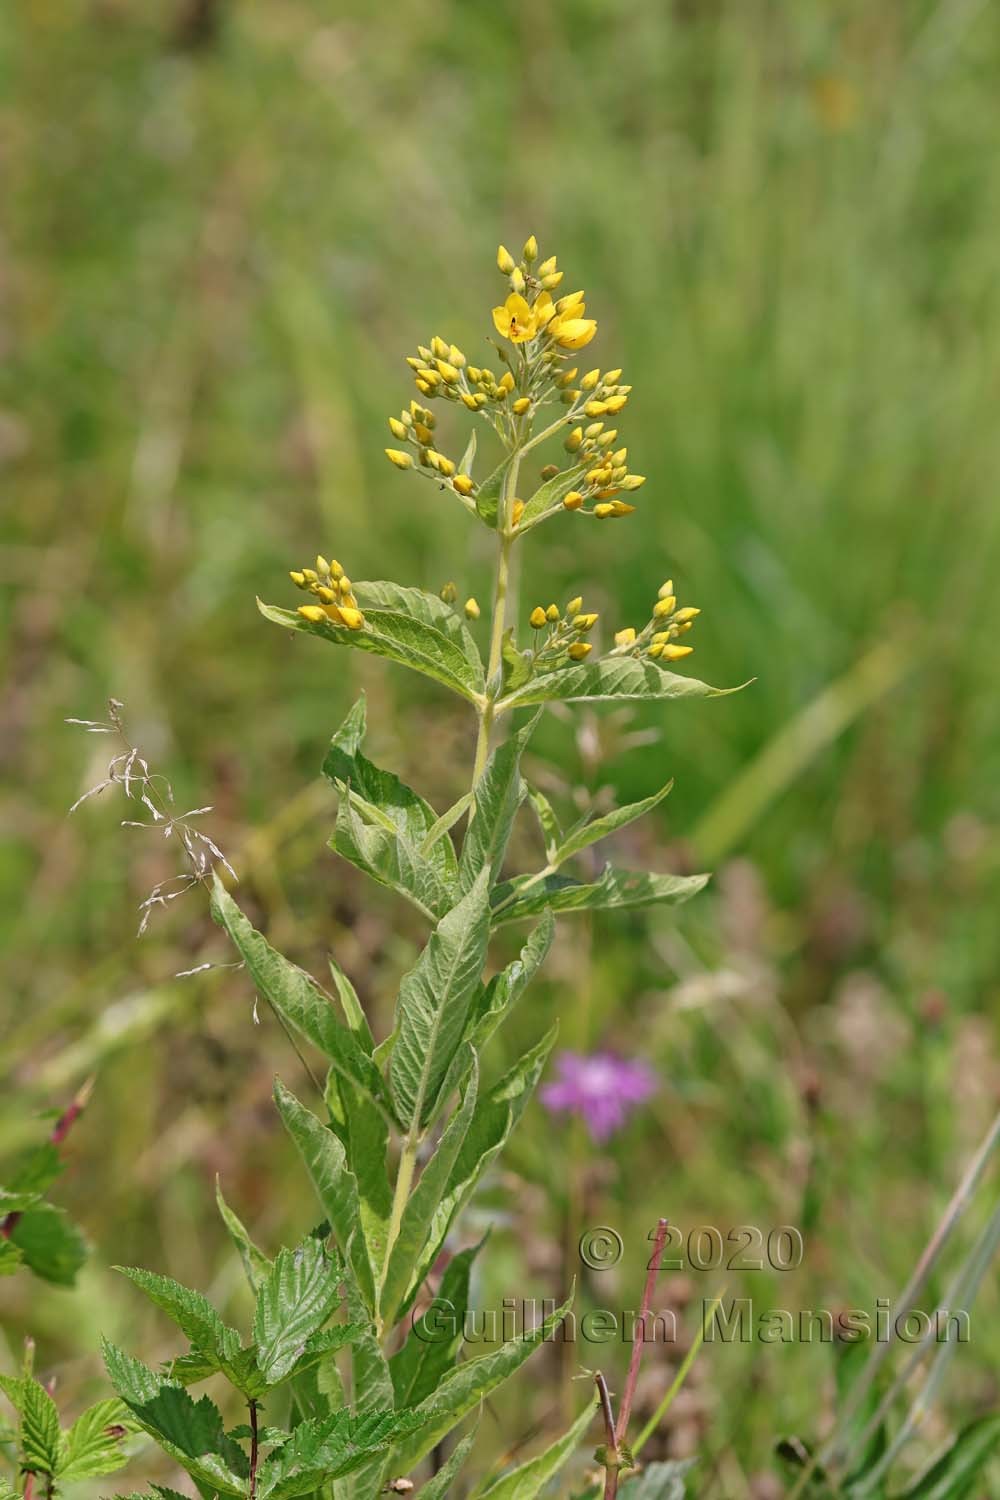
<box><xmin>475</xmin><ymin>1398</ymin><xmax>596</xmax><ymax>1499</ymax></box>
<box><xmin>898</xmin><ymin>1415</ymin><xmax>1000</xmax><ymax>1500</ymax></box>
<box><xmin>497</xmin><ymin>655</ymin><xmax>737</xmax><ymax>711</ymax></box>
<box><xmin>273</xmin><ymin>1081</ymin><xmax>377</xmax><ymax>1311</ymax></box>
<box><xmin>619</xmin><ymin>1459</ymin><xmax>694</xmax><ymax>1499</ymax></box>
<box><xmin>212</xmin><ymin>879</ymin><xmax>393</xmax><ymax>1122</ymax></box>
<box><xmin>341</xmin><ymin>1265</ymin><xmax>395</xmax><ymax>1500</ymax></box>
<box><xmin>474</xmin><ymin>453</ymin><xmax>514</xmax><ymax>529</ymax></box>
<box><xmin>552</xmin><ymin>780</ymin><xmax>673</xmax><ymax>865</ymax></box>
<box><xmin>216</xmin><ymin>1180</ymin><xmax>272</xmax><ymax>1292</ymax></box>
<box><xmin>327</xmin><ymin>1069</ymin><xmax>393</xmax><ymax>1280</ymax></box>
<box><xmin>254</xmin><ymin>1240</ymin><xmax>343</xmax><ymax>1385</ymax></box>
<box><xmin>256</xmin><ymin>1408</ymin><xmax>429</xmax><ymax>1500</ymax></box>
<box><xmin>10</xmin><ymin>1203</ymin><xmax>86</xmax><ymax>1286</ymax></box>
<box><xmin>116</xmin><ymin>1266</ymin><xmax>243</xmax><ymax>1373</ymax></box>
<box><xmin>390</xmin><ymin>1239</ymin><xmax>485</xmax><ymax>1409</ymax></box>
<box><xmin>102</xmin><ymin>1341</ymin><xmax>248</xmax><ymax>1496</ymax></box>
<box><xmin>0</xmin><ymin>1374</ymin><xmax>25</xmax><ymax>1411</ymax></box>
<box><xmin>390</xmin><ymin>870</ymin><xmax>492</xmax><ymax>1131</ymax></box>
<box><xmin>323</xmin><ymin>695</ymin><xmax>460</xmax><ymax>920</ymax></box>
<box><xmin>389</xmin><ymin>1293</ymin><xmax>573</xmax><ymax>1473</ymax></box>
<box><xmin>379</xmin><ymin>1053</ymin><xmax>479</xmax><ymax>1329</ymax></box>
<box><xmin>458</xmin><ymin>717</ymin><xmax>536</xmax><ymax>894</ymax></box>
<box><xmin>491</xmin><ymin>865</ymin><xmax>709</xmax><ymax>925</ymax></box>
<box><xmin>60</xmin><ymin>1399</ymin><xmax>132</xmax><ymax>1482</ymax></box>
<box><xmin>20</xmin><ymin>1381</ymin><xmax>62</xmax><ymax>1476</ymax></box>
<box><xmin>258</xmin><ymin>601</ymin><xmax>484</xmax><ymax>704</ymax></box>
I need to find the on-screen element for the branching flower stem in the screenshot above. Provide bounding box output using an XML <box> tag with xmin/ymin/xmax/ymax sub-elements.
<box><xmin>473</xmin><ymin>446</ymin><xmax>523</xmax><ymax>784</ymax></box>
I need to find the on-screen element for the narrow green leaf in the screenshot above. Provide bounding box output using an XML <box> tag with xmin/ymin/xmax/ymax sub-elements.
<box><xmin>419</xmin><ymin>792</ymin><xmax>475</xmax><ymax>857</ymax></box>
<box><xmin>475</xmin><ymin>1398</ymin><xmax>596</xmax><ymax>1499</ymax></box>
<box><xmin>517</xmin><ymin>465</ymin><xmax>585</xmax><ymax>529</ymax></box>
<box><xmin>328</xmin><ymin>955</ymin><xmax>375</xmax><ymax>1053</ymax></box>
<box><xmin>273</xmin><ymin>1080</ymin><xmax>377</xmax><ymax>1312</ymax></box>
<box><xmin>491</xmin><ymin>865</ymin><xmax>709</xmax><ymax>925</ymax></box>
<box><xmin>458</xmin><ymin>426</ymin><xmax>477</xmax><ymax>477</ymax></box>
<box><xmin>390</xmin><ymin>1239</ymin><xmax>485</xmax><ymax>1409</ymax></box>
<box><xmin>212</xmin><ymin>879</ymin><xmax>392</xmax><ymax>1121</ymax></box>
<box><xmin>9</xmin><ymin>1203</ymin><xmax>86</xmax><ymax>1287</ymax></box>
<box><xmin>328</xmin><ymin>1071</ymin><xmax>393</xmax><ymax>1280</ymax></box>
<box><xmin>258</xmin><ymin>600</ymin><xmax>484</xmax><ymax>703</ymax></box>
<box><xmin>20</xmin><ymin>1381</ymin><xmax>62</xmax><ymax>1477</ymax></box>
<box><xmin>353</xmin><ymin>582</ymin><xmax>483</xmax><ymax>685</ymax></box>
<box><xmin>474</xmin><ymin>452</ymin><xmax>513</xmax><ymax>528</ymax></box>
<box><xmin>497</xmin><ymin>655</ymin><xmax>738</xmax><ymax>711</ymax></box>
<box><xmin>116</xmin><ymin>1266</ymin><xmax>242</xmax><ymax>1371</ymax></box>
<box><xmin>389</xmin><ymin>1293</ymin><xmax>573</xmax><ymax>1473</ymax></box>
<box><xmin>525</xmin><ymin>785</ymin><xmax>562</xmax><ymax>863</ymax></box>
<box><xmin>899</xmin><ymin>1416</ymin><xmax>1000</xmax><ymax>1500</ymax></box>
<box><xmin>215</xmin><ymin>1179</ymin><xmax>272</xmax><ymax>1292</ymax></box>
<box><xmin>253</xmin><ymin>1240</ymin><xmax>343</xmax><ymax>1385</ymax></box>
<box><xmin>390</xmin><ymin>870</ymin><xmax>492</xmax><ymax>1130</ymax></box>
<box><xmin>552</xmin><ymin>780</ymin><xmax>673</xmax><ymax>865</ymax></box>
<box><xmin>60</xmin><ymin>1399</ymin><xmax>133</xmax><ymax>1482</ymax></box>
<box><xmin>256</xmin><ymin>1408</ymin><xmax>429</xmax><ymax>1500</ymax></box>
<box><xmin>379</xmin><ymin>1052</ymin><xmax>479</xmax><ymax>1329</ymax></box>
<box><xmin>458</xmin><ymin>716</ymin><xmax>537</xmax><ymax>894</ymax></box>
<box><xmin>501</xmin><ymin>629</ymin><xmax>534</xmax><ymax>695</ymax></box>
<box><xmin>416</xmin><ymin>1421</ymin><xmax>479</xmax><ymax>1499</ymax></box>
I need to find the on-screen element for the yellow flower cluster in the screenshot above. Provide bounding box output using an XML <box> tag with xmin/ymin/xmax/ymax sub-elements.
<box><xmin>289</xmin><ymin>556</ymin><xmax>365</xmax><ymax>630</ymax></box>
<box><xmin>527</xmin><ymin>594</ymin><xmax>599</xmax><ymax>663</ymax></box>
<box><xmin>611</xmin><ymin>580</ymin><xmax>701</xmax><ymax>662</ymax></box>
<box><xmin>560</xmin><ymin>369</ymin><xmax>644</xmax><ymax>518</ymax></box>
<box><xmin>384</xmin><ymin>399</ymin><xmax>477</xmax><ymax>511</ymax></box>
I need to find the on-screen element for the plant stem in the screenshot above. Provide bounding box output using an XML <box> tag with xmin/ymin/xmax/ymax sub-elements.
<box><xmin>472</xmin><ymin>448</ymin><xmax>522</xmax><ymax>784</ymax></box>
<box><xmin>595</xmin><ymin>1372</ymin><xmax>621</xmax><ymax>1500</ymax></box>
<box><xmin>378</xmin><ymin>1133</ymin><xmax>419</xmax><ymax>1335</ymax></box>
<box><xmin>617</xmin><ymin>1217</ymin><xmax>670</xmax><ymax>1444</ymax></box>
<box><xmin>248</xmin><ymin>1400</ymin><xmax>260</xmax><ymax>1500</ymax></box>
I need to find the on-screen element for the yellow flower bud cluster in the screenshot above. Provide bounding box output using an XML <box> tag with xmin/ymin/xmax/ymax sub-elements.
<box><xmin>402</xmin><ymin>332</ymin><xmax>523</xmax><ymax>420</ymax></box>
<box><xmin>384</xmin><ymin>401</ymin><xmax>476</xmax><ymax>506</ymax></box>
<box><xmin>289</xmin><ymin>555</ymin><xmax>365</xmax><ymax>631</ymax></box>
<box><xmin>556</xmin><ymin>368</ymin><xmax>643</xmax><ymax>521</ymax></box>
<box><xmin>527</xmin><ymin>594</ymin><xmax>599</xmax><ymax>664</ymax></box>
<box><xmin>609</xmin><ymin>579</ymin><xmax>701</xmax><ymax>664</ymax></box>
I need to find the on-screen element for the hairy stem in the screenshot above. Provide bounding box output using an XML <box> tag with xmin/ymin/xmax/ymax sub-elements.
<box><xmin>472</xmin><ymin>448</ymin><xmax>522</xmax><ymax>783</ymax></box>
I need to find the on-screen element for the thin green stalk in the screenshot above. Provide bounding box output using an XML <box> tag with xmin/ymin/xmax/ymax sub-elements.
<box><xmin>472</xmin><ymin>448</ymin><xmax>522</xmax><ymax>783</ymax></box>
<box><xmin>378</xmin><ymin>1134</ymin><xmax>419</xmax><ymax>1337</ymax></box>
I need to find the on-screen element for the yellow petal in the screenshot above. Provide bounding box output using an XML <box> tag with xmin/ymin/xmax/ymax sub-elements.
<box><xmin>554</xmin><ymin>319</ymin><xmax>598</xmax><ymax>350</ymax></box>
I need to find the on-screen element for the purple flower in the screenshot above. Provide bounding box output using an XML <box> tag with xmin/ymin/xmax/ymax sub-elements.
<box><xmin>540</xmin><ymin>1050</ymin><xmax>658</xmax><ymax>1143</ymax></box>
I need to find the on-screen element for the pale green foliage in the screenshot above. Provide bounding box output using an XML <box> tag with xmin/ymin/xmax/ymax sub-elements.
<box><xmin>0</xmin><ymin>1370</ymin><xmax>133</xmax><ymax>1489</ymax></box>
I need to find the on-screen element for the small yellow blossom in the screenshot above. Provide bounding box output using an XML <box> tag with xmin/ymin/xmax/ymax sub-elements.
<box><xmin>464</xmin><ymin>598</ymin><xmax>481</xmax><ymax>620</ymax></box>
<box><xmin>492</xmin><ymin>293</ymin><xmax>536</xmax><ymax>343</ymax></box>
<box><xmin>567</xmin><ymin>641</ymin><xmax>592</xmax><ymax>661</ymax></box>
<box><xmin>529</xmin><ymin>606</ymin><xmax>547</xmax><ymax>629</ymax></box>
<box><xmin>551</xmin><ymin>317</ymin><xmax>598</xmax><ymax>350</ymax></box>
<box><xmin>453</xmin><ymin>473</ymin><xmax>474</xmax><ymax>496</ymax></box>
<box><xmin>614</xmin><ymin>627</ymin><xmax>637</xmax><ymax>646</ymax></box>
<box><xmin>563</xmin><ymin>491</ymin><xmax>584</xmax><ymax>510</ymax></box>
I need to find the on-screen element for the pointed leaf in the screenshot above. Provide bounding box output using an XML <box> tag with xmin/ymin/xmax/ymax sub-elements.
<box><xmin>497</xmin><ymin>656</ymin><xmax>737</xmax><ymax>710</ymax></box>
<box><xmin>216</xmin><ymin>1179</ymin><xmax>272</xmax><ymax>1292</ymax></box>
<box><xmin>899</xmin><ymin>1415</ymin><xmax>1000</xmax><ymax>1500</ymax></box>
<box><xmin>341</xmin><ymin>1265</ymin><xmax>395</xmax><ymax>1500</ymax></box>
<box><xmin>353</xmin><ymin>583</ymin><xmax>483</xmax><ymax>685</ymax></box>
<box><xmin>416</xmin><ymin>1421</ymin><xmax>479</xmax><ymax>1499</ymax></box>
<box><xmin>525</xmin><ymin>785</ymin><xmax>562</xmax><ymax>863</ymax></box>
<box><xmin>60</xmin><ymin>1399</ymin><xmax>133</xmax><ymax>1482</ymax></box>
<box><xmin>390</xmin><ymin>870</ymin><xmax>492</xmax><ymax>1130</ymax></box>
<box><xmin>254</xmin><ymin>1239</ymin><xmax>343</xmax><ymax>1385</ymax></box>
<box><xmin>258</xmin><ymin>601</ymin><xmax>483</xmax><ymax>704</ymax></box>
<box><xmin>20</xmin><ymin>1381</ymin><xmax>62</xmax><ymax>1476</ymax></box>
<box><xmin>552</xmin><ymin>780</ymin><xmax>673</xmax><ymax>865</ymax></box>
<box><xmin>328</xmin><ymin>954</ymin><xmax>375</xmax><ymax>1053</ymax></box>
<box><xmin>273</xmin><ymin>1080</ymin><xmax>377</xmax><ymax>1311</ymax></box>
<box><xmin>328</xmin><ymin>1070</ymin><xmax>393</xmax><ymax>1281</ymax></box>
<box><xmin>474</xmin><ymin>453</ymin><xmax>514</xmax><ymax>529</ymax></box>
<box><xmin>491</xmin><ymin>865</ymin><xmax>709</xmax><ymax>924</ymax></box>
<box><xmin>116</xmin><ymin>1266</ymin><xmax>243</xmax><ymax>1372</ymax></box>
<box><xmin>475</xmin><ymin>1398</ymin><xmax>596</xmax><ymax>1499</ymax></box>
<box><xmin>256</xmin><ymin>1409</ymin><xmax>429</xmax><ymax>1500</ymax></box>
<box><xmin>458</xmin><ymin>717</ymin><xmax>536</xmax><ymax>894</ymax></box>
<box><xmin>517</xmin><ymin>466</ymin><xmax>585</xmax><ymax>529</ymax></box>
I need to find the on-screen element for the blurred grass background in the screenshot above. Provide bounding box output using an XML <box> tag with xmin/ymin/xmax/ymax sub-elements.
<box><xmin>3</xmin><ymin>0</ymin><xmax>1000</xmax><ymax>1491</ymax></box>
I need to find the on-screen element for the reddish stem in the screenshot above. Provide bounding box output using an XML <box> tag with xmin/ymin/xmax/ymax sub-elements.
<box><xmin>1</xmin><ymin>1079</ymin><xmax>94</xmax><ymax>1241</ymax></box>
<box><xmin>595</xmin><ymin>1372</ymin><xmax>620</xmax><ymax>1500</ymax></box>
<box><xmin>616</xmin><ymin>1217</ymin><xmax>669</xmax><ymax>1444</ymax></box>
<box><xmin>248</xmin><ymin>1400</ymin><xmax>260</xmax><ymax>1500</ymax></box>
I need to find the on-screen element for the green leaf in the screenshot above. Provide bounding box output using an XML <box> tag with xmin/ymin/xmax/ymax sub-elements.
<box><xmin>258</xmin><ymin>600</ymin><xmax>484</xmax><ymax>704</ymax></box>
<box><xmin>328</xmin><ymin>1071</ymin><xmax>393</xmax><ymax>1280</ymax></box>
<box><xmin>389</xmin><ymin>1293</ymin><xmax>573</xmax><ymax>1473</ymax></box>
<box><xmin>323</xmin><ymin>695</ymin><xmax>460</xmax><ymax>920</ymax></box>
<box><xmin>501</xmin><ymin>630</ymin><xmax>534</xmax><ymax>696</ymax></box>
<box><xmin>390</xmin><ymin>1239</ymin><xmax>485</xmax><ymax>1408</ymax></box>
<box><xmin>475</xmin><ymin>1398</ymin><xmax>596</xmax><ymax>1498</ymax></box>
<box><xmin>256</xmin><ymin>1409</ymin><xmax>430</xmax><ymax>1500</ymax></box>
<box><xmin>517</xmin><ymin>466</ymin><xmax>585</xmax><ymax>529</ymax></box>
<box><xmin>0</xmin><ymin>1187</ymin><xmax>42</xmax><ymax>1215</ymax></box>
<box><xmin>379</xmin><ymin>1053</ymin><xmax>479</xmax><ymax>1329</ymax></box>
<box><xmin>0</xmin><ymin>1240</ymin><xmax>23</xmax><ymax>1277</ymax></box>
<box><xmin>10</xmin><ymin>1203</ymin><xmax>87</xmax><ymax>1286</ymax></box>
<box><xmin>116</xmin><ymin>1266</ymin><xmax>243</xmax><ymax>1373</ymax></box>
<box><xmin>328</xmin><ymin>954</ymin><xmax>375</xmax><ymax>1053</ymax></box>
<box><xmin>102</xmin><ymin>1341</ymin><xmax>248</xmax><ymax>1497</ymax></box>
<box><xmin>273</xmin><ymin>1080</ymin><xmax>377</xmax><ymax>1312</ymax></box>
<box><xmin>458</xmin><ymin>426</ymin><xmax>477</xmax><ymax>477</ymax></box>
<box><xmin>415</xmin><ymin>1421</ymin><xmax>479</xmax><ymax>1499</ymax></box>
<box><xmin>353</xmin><ymin>582</ymin><xmax>483</xmax><ymax>685</ymax></box>
<box><xmin>60</xmin><ymin>1399</ymin><xmax>133</xmax><ymax>1482</ymax></box>
<box><xmin>898</xmin><ymin>1415</ymin><xmax>1000</xmax><ymax>1500</ymax></box>
<box><xmin>5</xmin><ymin>1143</ymin><xmax>61</xmax><ymax>1197</ymax></box>
<box><xmin>474</xmin><ymin>453</ymin><xmax>514</xmax><ymax>529</ymax></box>
<box><xmin>390</xmin><ymin>870</ymin><xmax>492</xmax><ymax>1131</ymax></box>
<box><xmin>340</xmin><ymin>1266</ymin><xmax>395</xmax><ymax>1500</ymax></box>
<box><xmin>20</xmin><ymin>1380</ymin><xmax>62</xmax><ymax>1476</ymax></box>
<box><xmin>491</xmin><ymin>865</ymin><xmax>709</xmax><ymax>925</ymax></box>
<box><xmin>458</xmin><ymin>717</ymin><xmax>537</xmax><ymax>894</ymax></box>
<box><xmin>497</xmin><ymin>655</ymin><xmax>737</xmax><ymax>711</ymax></box>
<box><xmin>525</xmin><ymin>785</ymin><xmax>562</xmax><ymax>863</ymax></box>
<box><xmin>254</xmin><ymin>1240</ymin><xmax>343</xmax><ymax>1385</ymax></box>
<box><xmin>216</xmin><ymin>1179</ymin><xmax>272</xmax><ymax>1292</ymax></box>
<box><xmin>212</xmin><ymin>879</ymin><xmax>392</xmax><ymax>1122</ymax></box>
<box><xmin>551</xmin><ymin>780</ymin><xmax>673</xmax><ymax>866</ymax></box>
<box><xmin>619</xmin><ymin>1460</ymin><xmax>694</xmax><ymax>1499</ymax></box>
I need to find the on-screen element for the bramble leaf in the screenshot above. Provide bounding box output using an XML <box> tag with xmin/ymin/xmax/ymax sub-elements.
<box><xmin>253</xmin><ymin>1240</ymin><xmax>343</xmax><ymax>1385</ymax></box>
<box><xmin>116</xmin><ymin>1266</ymin><xmax>243</xmax><ymax>1373</ymax></box>
<box><xmin>255</xmin><ymin>1408</ymin><xmax>430</xmax><ymax>1499</ymax></box>
<box><xmin>474</xmin><ymin>1398</ymin><xmax>596</xmax><ymax>1498</ymax></box>
<box><xmin>20</xmin><ymin>1380</ymin><xmax>62</xmax><ymax>1476</ymax></box>
<box><xmin>257</xmin><ymin>600</ymin><xmax>484</xmax><ymax>704</ymax></box>
<box><xmin>491</xmin><ymin>865</ymin><xmax>708</xmax><ymax>925</ymax></box>
<box><xmin>390</xmin><ymin>870</ymin><xmax>492</xmax><ymax>1131</ymax></box>
<box><xmin>9</xmin><ymin>1203</ymin><xmax>87</xmax><ymax>1286</ymax></box>
<box><xmin>60</xmin><ymin>1399</ymin><xmax>133</xmax><ymax>1482</ymax></box>
<box><xmin>497</xmin><ymin>655</ymin><xmax>737</xmax><ymax>711</ymax></box>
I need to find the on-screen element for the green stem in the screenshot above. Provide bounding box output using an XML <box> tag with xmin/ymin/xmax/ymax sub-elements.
<box><xmin>472</xmin><ymin>447</ymin><xmax>522</xmax><ymax>783</ymax></box>
<box><xmin>378</xmin><ymin>1133</ymin><xmax>418</xmax><ymax>1338</ymax></box>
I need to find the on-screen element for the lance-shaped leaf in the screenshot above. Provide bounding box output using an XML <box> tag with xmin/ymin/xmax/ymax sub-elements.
<box><xmin>212</xmin><ymin>880</ymin><xmax>393</xmax><ymax>1123</ymax></box>
<box><xmin>416</xmin><ymin>1422</ymin><xmax>479</xmax><ymax>1499</ymax></box>
<box><xmin>496</xmin><ymin>655</ymin><xmax>738</xmax><ymax>711</ymax></box>
<box><xmin>390</xmin><ymin>870</ymin><xmax>492</xmax><ymax>1131</ymax></box>
<box><xmin>253</xmin><ymin>1239</ymin><xmax>343</xmax><ymax>1385</ymax></box>
<box><xmin>323</xmin><ymin>695</ymin><xmax>460</xmax><ymax>920</ymax></box>
<box><xmin>400</xmin><ymin>1026</ymin><xmax>557</xmax><ymax>1319</ymax></box>
<box><xmin>390</xmin><ymin>1238</ymin><xmax>486</xmax><ymax>1409</ymax></box>
<box><xmin>20</xmin><ymin>1381</ymin><xmax>62</xmax><ymax>1477</ymax></box>
<box><xmin>273</xmin><ymin>1081</ymin><xmax>377</xmax><ymax>1312</ymax></box>
<box><xmin>353</xmin><ymin>582</ymin><xmax>483</xmax><ymax>683</ymax></box>
<box><xmin>473</xmin><ymin>452</ymin><xmax>514</xmax><ymax>529</ymax></box>
<box><xmin>256</xmin><ymin>1408</ymin><xmax>430</xmax><ymax>1500</ymax></box>
<box><xmin>491</xmin><ymin>865</ymin><xmax>709</xmax><ymax>925</ymax></box>
<box><xmin>458</xmin><ymin>717</ymin><xmax>537</xmax><ymax>894</ymax></box>
<box><xmin>388</xmin><ymin>1292</ymin><xmax>573</xmax><ymax>1473</ymax></box>
<box><xmin>216</xmin><ymin>1180</ymin><xmax>272</xmax><ymax>1292</ymax></box>
<box><xmin>258</xmin><ymin>601</ymin><xmax>484</xmax><ymax>704</ymax></box>
<box><xmin>328</xmin><ymin>954</ymin><xmax>375</xmax><ymax>1053</ymax></box>
<box><xmin>102</xmin><ymin>1341</ymin><xmax>248</xmax><ymax>1497</ymax></box>
<box><xmin>327</xmin><ymin>1071</ymin><xmax>393</xmax><ymax>1281</ymax></box>
<box><xmin>516</xmin><ymin>466</ymin><xmax>585</xmax><ymax>530</ymax></box>
<box><xmin>116</xmin><ymin>1267</ymin><xmax>245</xmax><ymax>1382</ymax></box>
<box><xmin>340</xmin><ymin>1266</ymin><xmax>396</xmax><ymax>1500</ymax></box>
<box><xmin>898</xmin><ymin>1415</ymin><xmax>1000</xmax><ymax>1500</ymax></box>
<box><xmin>549</xmin><ymin>779</ymin><xmax>674</xmax><ymax>866</ymax></box>
<box><xmin>474</xmin><ymin>1398</ymin><xmax>596</xmax><ymax>1499</ymax></box>
<box><xmin>379</xmin><ymin>1052</ymin><xmax>479</xmax><ymax>1329</ymax></box>
<box><xmin>59</xmin><ymin>1399</ymin><xmax>133</xmax><ymax>1482</ymax></box>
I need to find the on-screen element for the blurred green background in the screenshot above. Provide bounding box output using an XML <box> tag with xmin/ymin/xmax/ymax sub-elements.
<box><xmin>3</xmin><ymin>0</ymin><xmax>1000</xmax><ymax>1491</ymax></box>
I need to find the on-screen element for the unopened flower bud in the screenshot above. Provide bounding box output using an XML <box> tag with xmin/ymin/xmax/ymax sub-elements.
<box><xmin>530</xmin><ymin>606</ymin><xmax>547</xmax><ymax>629</ymax></box>
<box><xmin>464</xmin><ymin>597</ymin><xmax>481</xmax><ymax>620</ymax></box>
<box><xmin>545</xmin><ymin>603</ymin><xmax>560</xmax><ymax>622</ymax></box>
<box><xmin>440</xmin><ymin>581</ymin><xmax>458</xmax><ymax>603</ymax></box>
<box><xmin>512</xmin><ymin>397</ymin><xmax>531</xmax><ymax>415</ymax></box>
<box><xmin>338</xmin><ymin>606</ymin><xmax>365</xmax><ymax>631</ymax></box>
<box><xmin>581</xmin><ymin>369</ymin><xmax>601</xmax><ymax>391</ymax></box>
<box><xmin>453</xmin><ymin>473</ymin><xmax>474</xmax><ymax>496</ymax></box>
<box><xmin>510</xmin><ymin>267</ymin><xmax>526</xmax><ymax>294</ymax></box>
<box><xmin>511</xmin><ymin>499</ymin><xmax>525</xmax><ymax>527</ymax></box>
<box><xmin>386</xmin><ymin>449</ymin><xmax>413</xmax><ymax>470</ymax></box>
<box><xmin>614</xmin><ymin>627</ymin><xmax>637</xmax><ymax>646</ymax></box>
<box><xmin>298</xmin><ymin>604</ymin><xmax>326</xmax><ymax>623</ymax></box>
<box><xmin>563</xmin><ymin>491</ymin><xmax>584</xmax><ymax>510</ymax></box>
<box><xmin>497</xmin><ymin>244</ymin><xmax>516</xmax><ymax>274</ymax></box>
<box><xmin>540</xmin><ymin>464</ymin><xmax>559</xmax><ymax>480</ymax></box>
<box><xmin>522</xmin><ymin>234</ymin><xmax>538</xmax><ymax>262</ymax></box>
<box><xmin>567</xmin><ymin>641</ymin><xmax>592</xmax><ymax>661</ymax></box>
<box><xmin>567</xmin><ymin>596</ymin><xmax>583</xmax><ymax>615</ymax></box>
<box><xmin>673</xmin><ymin>606</ymin><xmax>700</xmax><ymax>623</ymax></box>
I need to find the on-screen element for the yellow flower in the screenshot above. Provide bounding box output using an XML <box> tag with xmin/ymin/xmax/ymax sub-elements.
<box><xmin>550</xmin><ymin>317</ymin><xmax>598</xmax><ymax>350</ymax></box>
<box><xmin>567</xmin><ymin>641</ymin><xmax>592</xmax><ymax>661</ymax></box>
<box><xmin>492</xmin><ymin>292</ymin><xmax>536</xmax><ymax>343</ymax></box>
<box><xmin>614</xmin><ymin>627</ymin><xmax>637</xmax><ymax>647</ymax></box>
